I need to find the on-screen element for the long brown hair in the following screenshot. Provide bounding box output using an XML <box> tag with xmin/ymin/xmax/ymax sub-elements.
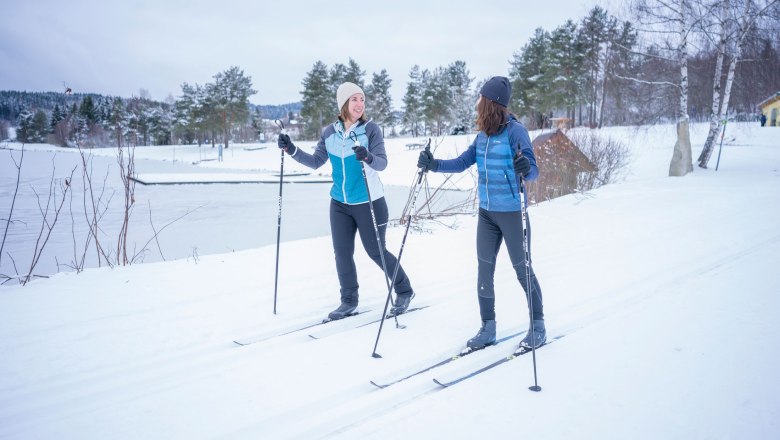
<box><xmin>476</xmin><ymin>97</ymin><xmax>508</xmax><ymax>136</ymax></box>
<box><xmin>339</xmin><ymin>101</ymin><xmax>367</xmax><ymax>125</ymax></box>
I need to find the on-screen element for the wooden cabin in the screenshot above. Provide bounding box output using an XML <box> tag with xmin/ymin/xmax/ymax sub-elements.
<box><xmin>527</xmin><ymin>129</ymin><xmax>597</xmax><ymax>203</ymax></box>
<box><xmin>758</xmin><ymin>91</ymin><xmax>780</xmax><ymax>127</ymax></box>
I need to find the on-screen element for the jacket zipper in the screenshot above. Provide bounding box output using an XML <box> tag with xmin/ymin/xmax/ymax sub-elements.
<box><xmin>484</xmin><ymin>135</ymin><xmax>490</xmax><ymax>210</ymax></box>
<box><xmin>342</xmin><ymin>138</ymin><xmax>348</xmax><ymax>204</ymax></box>
<box><xmin>504</xmin><ymin>171</ymin><xmax>517</xmax><ymax>200</ymax></box>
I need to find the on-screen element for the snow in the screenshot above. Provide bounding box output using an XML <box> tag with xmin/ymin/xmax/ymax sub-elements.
<box><xmin>1</xmin><ymin>122</ymin><xmax>779</xmax><ymax>439</ymax></box>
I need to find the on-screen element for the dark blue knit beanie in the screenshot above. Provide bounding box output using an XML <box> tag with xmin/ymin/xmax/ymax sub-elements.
<box><xmin>480</xmin><ymin>76</ymin><xmax>511</xmax><ymax>107</ymax></box>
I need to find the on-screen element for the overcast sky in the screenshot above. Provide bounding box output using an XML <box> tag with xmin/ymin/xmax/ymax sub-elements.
<box><xmin>1</xmin><ymin>0</ymin><xmax>620</xmax><ymax>106</ymax></box>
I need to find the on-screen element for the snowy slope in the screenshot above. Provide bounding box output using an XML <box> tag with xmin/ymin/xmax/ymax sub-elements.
<box><xmin>1</xmin><ymin>122</ymin><xmax>779</xmax><ymax>439</ymax></box>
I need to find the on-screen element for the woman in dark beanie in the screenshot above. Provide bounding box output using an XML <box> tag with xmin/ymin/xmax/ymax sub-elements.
<box><xmin>417</xmin><ymin>76</ymin><xmax>546</xmax><ymax>349</ymax></box>
<box><xmin>277</xmin><ymin>82</ymin><xmax>415</xmax><ymax>321</ymax></box>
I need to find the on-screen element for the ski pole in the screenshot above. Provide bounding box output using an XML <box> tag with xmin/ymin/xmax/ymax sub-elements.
<box><xmin>348</xmin><ymin>133</ymin><xmax>394</xmax><ymax>333</ymax></box>
<box><xmin>518</xmin><ymin>176</ymin><xmax>541</xmax><ymax>392</ymax></box>
<box><xmin>371</xmin><ymin>139</ymin><xmax>431</xmax><ymax>358</ymax></box>
<box><xmin>715</xmin><ymin>119</ymin><xmax>727</xmax><ymax>171</ymax></box>
<box><xmin>273</xmin><ymin>119</ymin><xmax>285</xmax><ymax>314</ymax></box>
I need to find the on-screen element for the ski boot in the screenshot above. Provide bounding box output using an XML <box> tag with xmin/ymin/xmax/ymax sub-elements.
<box><xmin>467</xmin><ymin>320</ymin><xmax>496</xmax><ymax>349</ymax></box>
<box><xmin>327</xmin><ymin>302</ymin><xmax>357</xmax><ymax>321</ymax></box>
<box><xmin>389</xmin><ymin>292</ymin><xmax>415</xmax><ymax>317</ymax></box>
<box><xmin>519</xmin><ymin>319</ymin><xmax>546</xmax><ymax>349</ymax></box>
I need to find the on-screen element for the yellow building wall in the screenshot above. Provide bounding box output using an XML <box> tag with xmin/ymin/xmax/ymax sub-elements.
<box><xmin>762</xmin><ymin>100</ymin><xmax>780</xmax><ymax>127</ymax></box>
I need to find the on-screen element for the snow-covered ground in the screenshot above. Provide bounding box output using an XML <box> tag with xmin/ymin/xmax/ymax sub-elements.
<box><xmin>1</xmin><ymin>122</ymin><xmax>779</xmax><ymax>439</ymax></box>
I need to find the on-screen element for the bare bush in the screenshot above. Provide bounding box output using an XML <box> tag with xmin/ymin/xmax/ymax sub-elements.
<box><xmin>395</xmin><ymin>137</ymin><xmax>478</xmax><ymax>231</ymax></box>
<box><xmin>116</xmin><ymin>141</ymin><xmax>137</xmax><ymax>265</ymax></box>
<box><xmin>22</xmin><ymin>157</ymin><xmax>77</xmax><ymax>285</ymax></box>
<box><xmin>62</xmin><ymin>148</ymin><xmax>114</xmax><ymax>274</ymax></box>
<box><xmin>567</xmin><ymin>130</ymin><xmax>631</xmax><ymax>192</ymax></box>
<box><xmin>1</xmin><ymin>146</ymin><xmax>24</xmax><ymax>273</ymax></box>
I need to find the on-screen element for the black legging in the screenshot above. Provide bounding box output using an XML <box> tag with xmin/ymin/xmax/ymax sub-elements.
<box><xmin>476</xmin><ymin>208</ymin><xmax>543</xmax><ymax>322</ymax></box>
<box><xmin>330</xmin><ymin>197</ymin><xmax>413</xmax><ymax>305</ymax></box>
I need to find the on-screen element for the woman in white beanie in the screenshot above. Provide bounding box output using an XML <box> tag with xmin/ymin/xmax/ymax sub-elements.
<box><xmin>277</xmin><ymin>82</ymin><xmax>415</xmax><ymax>321</ymax></box>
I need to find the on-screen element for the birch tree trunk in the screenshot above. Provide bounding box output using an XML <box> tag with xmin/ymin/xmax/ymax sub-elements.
<box><xmin>698</xmin><ymin>0</ymin><xmax>770</xmax><ymax>168</ymax></box>
<box><xmin>697</xmin><ymin>0</ymin><xmax>729</xmax><ymax>166</ymax></box>
<box><xmin>669</xmin><ymin>0</ymin><xmax>693</xmax><ymax>177</ymax></box>
<box><xmin>598</xmin><ymin>42</ymin><xmax>613</xmax><ymax>129</ymax></box>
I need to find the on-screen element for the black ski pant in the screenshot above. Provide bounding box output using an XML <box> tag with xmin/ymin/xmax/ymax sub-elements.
<box><xmin>330</xmin><ymin>197</ymin><xmax>413</xmax><ymax>305</ymax></box>
<box><xmin>476</xmin><ymin>208</ymin><xmax>544</xmax><ymax>322</ymax></box>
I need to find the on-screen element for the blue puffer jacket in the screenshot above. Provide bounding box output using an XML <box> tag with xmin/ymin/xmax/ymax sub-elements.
<box><xmin>434</xmin><ymin>115</ymin><xmax>538</xmax><ymax>212</ymax></box>
<box><xmin>288</xmin><ymin>119</ymin><xmax>387</xmax><ymax>204</ymax></box>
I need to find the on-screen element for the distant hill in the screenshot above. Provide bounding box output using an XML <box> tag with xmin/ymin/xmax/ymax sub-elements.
<box><xmin>0</xmin><ymin>90</ymin><xmax>116</xmax><ymax>121</ymax></box>
<box><xmin>251</xmin><ymin>102</ymin><xmax>303</xmax><ymax>120</ymax></box>
<box><xmin>0</xmin><ymin>90</ymin><xmax>301</xmax><ymax>122</ymax></box>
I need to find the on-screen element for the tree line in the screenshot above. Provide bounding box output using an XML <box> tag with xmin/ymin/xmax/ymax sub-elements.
<box><xmin>3</xmin><ymin>3</ymin><xmax>778</xmax><ymax>148</ymax></box>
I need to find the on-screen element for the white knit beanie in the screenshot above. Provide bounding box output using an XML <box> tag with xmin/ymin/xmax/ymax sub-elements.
<box><xmin>336</xmin><ymin>82</ymin><xmax>364</xmax><ymax>111</ymax></box>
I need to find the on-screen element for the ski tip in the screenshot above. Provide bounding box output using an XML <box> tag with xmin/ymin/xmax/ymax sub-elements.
<box><xmin>433</xmin><ymin>378</ymin><xmax>449</xmax><ymax>388</ymax></box>
<box><xmin>233</xmin><ymin>340</ymin><xmax>246</xmax><ymax>346</ymax></box>
<box><xmin>308</xmin><ymin>334</ymin><xmax>318</xmax><ymax>340</ymax></box>
<box><xmin>369</xmin><ymin>380</ymin><xmax>386</xmax><ymax>389</ymax></box>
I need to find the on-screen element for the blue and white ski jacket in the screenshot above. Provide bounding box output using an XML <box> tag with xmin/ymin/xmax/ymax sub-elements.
<box><xmin>434</xmin><ymin>115</ymin><xmax>538</xmax><ymax>212</ymax></box>
<box><xmin>287</xmin><ymin>119</ymin><xmax>386</xmax><ymax>205</ymax></box>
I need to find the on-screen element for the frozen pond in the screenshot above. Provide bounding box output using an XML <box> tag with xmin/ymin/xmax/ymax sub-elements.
<box><xmin>0</xmin><ymin>147</ymin><xmax>425</xmax><ymax>283</ymax></box>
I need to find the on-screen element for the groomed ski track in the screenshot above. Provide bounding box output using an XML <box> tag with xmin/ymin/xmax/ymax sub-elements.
<box><xmin>2</xmin><ymin>126</ymin><xmax>779</xmax><ymax>439</ymax></box>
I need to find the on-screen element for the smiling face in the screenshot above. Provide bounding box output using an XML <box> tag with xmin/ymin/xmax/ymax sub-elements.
<box><xmin>346</xmin><ymin>93</ymin><xmax>365</xmax><ymax>122</ymax></box>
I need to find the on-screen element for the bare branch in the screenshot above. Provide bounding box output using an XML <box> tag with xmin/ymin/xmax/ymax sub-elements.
<box><xmin>23</xmin><ymin>164</ymin><xmax>77</xmax><ymax>285</ymax></box>
<box><xmin>131</xmin><ymin>203</ymin><xmax>207</xmax><ymax>263</ymax></box>
<box><xmin>614</xmin><ymin>73</ymin><xmax>682</xmax><ymax>88</ymax></box>
<box><xmin>0</xmin><ymin>146</ymin><xmax>24</xmax><ymax>267</ymax></box>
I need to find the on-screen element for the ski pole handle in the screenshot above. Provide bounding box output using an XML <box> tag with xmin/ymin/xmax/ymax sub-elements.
<box><xmin>275</xmin><ymin>119</ymin><xmax>287</xmax><ymax>136</ymax></box>
<box><xmin>417</xmin><ymin>138</ymin><xmax>432</xmax><ymax>184</ymax></box>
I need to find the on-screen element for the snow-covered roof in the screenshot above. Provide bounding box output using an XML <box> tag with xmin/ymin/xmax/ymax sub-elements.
<box><xmin>758</xmin><ymin>91</ymin><xmax>780</xmax><ymax>109</ymax></box>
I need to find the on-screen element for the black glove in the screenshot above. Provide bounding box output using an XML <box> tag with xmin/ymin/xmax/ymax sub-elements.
<box><xmin>352</xmin><ymin>145</ymin><xmax>373</xmax><ymax>163</ymax></box>
<box><xmin>514</xmin><ymin>154</ymin><xmax>531</xmax><ymax>178</ymax></box>
<box><xmin>417</xmin><ymin>149</ymin><xmax>438</xmax><ymax>172</ymax></box>
<box><xmin>277</xmin><ymin>133</ymin><xmax>295</xmax><ymax>153</ymax></box>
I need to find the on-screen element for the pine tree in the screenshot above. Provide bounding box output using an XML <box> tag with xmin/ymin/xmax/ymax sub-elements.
<box><xmin>207</xmin><ymin>66</ymin><xmax>256</xmax><ymax>149</ymax></box>
<box><xmin>329</xmin><ymin>63</ymin><xmax>348</xmax><ymax>103</ymax></box>
<box><xmin>30</xmin><ymin>110</ymin><xmax>49</xmax><ymax>142</ymax></box>
<box><xmin>510</xmin><ymin>28</ymin><xmax>550</xmax><ymax>128</ymax></box>
<box><xmin>365</xmin><ymin>69</ymin><xmax>394</xmax><ymax>132</ymax></box>
<box><xmin>79</xmin><ymin>95</ymin><xmax>98</xmax><ymax>127</ymax></box>
<box><xmin>609</xmin><ymin>20</ymin><xmax>639</xmax><ymax>125</ymax></box>
<box><xmin>16</xmin><ymin>109</ymin><xmax>33</xmax><ymax>143</ymax></box>
<box><xmin>50</xmin><ymin>104</ymin><xmax>64</xmax><ymax>134</ymax></box>
<box><xmin>543</xmin><ymin>20</ymin><xmax>584</xmax><ymax>123</ymax></box>
<box><xmin>345</xmin><ymin>58</ymin><xmax>366</xmax><ymax>89</ymax></box>
<box><xmin>421</xmin><ymin>67</ymin><xmax>454</xmax><ymax>136</ymax></box>
<box><xmin>301</xmin><ymin>61</ymin><xmax>333</xmax><ymax>139</ymax></box>
<box><xmin>402</xmin><ymin>65</ymin><xmax>424</xmax><ymax>137</ymax></box>
<box><xmin>108</xmin><ymin>97</ymin><xmax>128</xmax><ymax>148</ymax></box>
<box><xmin>174</xmin><ymin>82</ymin><xmax>198</xmax><ymax>144</ymax></box>
<box><xmin>447</xmin><ymin>60</ymin><xmax>475</xmax><ymax>132</ymax></box>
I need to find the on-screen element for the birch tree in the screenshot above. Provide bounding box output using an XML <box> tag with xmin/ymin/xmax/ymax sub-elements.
<box><xmin>632</xmin><ymin>0</ymin><xmax>701</xmax><ymax>176</ymax></box>
<box><xmin>697</xmin><ymin>0</ymin><xmax>780</xmax><ymax>168</ymax></box>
